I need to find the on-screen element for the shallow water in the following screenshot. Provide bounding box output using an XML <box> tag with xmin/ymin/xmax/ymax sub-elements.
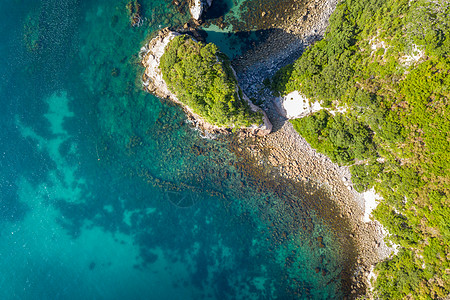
<box><xmin>1</xmin><ymin>0</ymin><xmax>347</xmax><ymax>299</ymax></box>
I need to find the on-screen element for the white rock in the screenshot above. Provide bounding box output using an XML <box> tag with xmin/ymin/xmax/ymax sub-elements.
<box><xmin>190</xmin><ymin>0</ymin><xmax>204</xmax><ymax>20</ymax></box>
<box><xmin>190</xmin><ymin>0</ymin><xmax>214</xmax><ymax>20</ymax></box>
<box><xmin>362</xmin><ymin>188</ymin><xmax>383</xmax><ymax>222</ymax></box>
<box><xmin>142</xmin><ymin>30</ymin><xmax>180</xmax><ymax>97</ymax></box>
<box><xmin>276</xmin><ymin>90</ymin><xmax>347</xmax><ymax>119</ymax></box>
<box><xmin>400</xmin><ymin>44</ymin><xmax>424</xmax><ymax>66</ymax></box>
<box><xmin>277</xmin><ymin>91</ymin><xmax>323</xmax><ymax>119</ymax></box>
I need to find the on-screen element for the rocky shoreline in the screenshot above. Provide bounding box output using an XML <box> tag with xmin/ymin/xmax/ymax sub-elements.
<box><xmin>227</xmin><ymin>0</ymin><xmax>393</xmax><ymax>297</ymax></box>
<box><xmin>139</xmin><ymin>28</ymin><xmax>272</xmax><ymax>136</ymax></box>
<box><xmin>140</xmin><ymin>0</ymin><xmax>392</xmax><ymax>296</ymax></box>
<box><xmin>232</xmin><ymin>122</ymin><xmax>391</xmax><ymax>297</ymax></box>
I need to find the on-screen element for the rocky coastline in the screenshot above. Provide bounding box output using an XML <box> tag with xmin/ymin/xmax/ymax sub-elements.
<box><xmin>140</xmin><ymin>28</ymin><xmax>272</xmax><ymax>136</ymax></box>
<box><xmin>226</xmin><ymin>0</ymin><xmax>393</xmax><ymax>297</ymax></box>
<box><xmin>140</xmin><ymin>0</ymin><xmax>392</xmax><ymax>296</ymax></box>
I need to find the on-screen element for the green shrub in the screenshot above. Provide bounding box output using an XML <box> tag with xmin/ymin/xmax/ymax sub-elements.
<box><xmin>291</xmin><ymin>111</ymin><xmax>376</xmax><ymax>166</ymax></box>
<box><xmin>274</xmin><ymin>0</ymin><xmax>450</xmax><ymax>297</ymax></box>
<box><xmin>160</xmin><ymin>35</ymin><xmax>262</xmax><ymax>128</ymax></box>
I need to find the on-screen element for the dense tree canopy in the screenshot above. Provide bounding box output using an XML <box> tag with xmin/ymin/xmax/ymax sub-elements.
<box><xmin>160</xmin><ymin>35</ymin><xmax>262</xmax><ymax>128</ymax></box>
<box><xmin>271</xmin><ymin>0</ymin><xmax>450</xmax><ymax>298</ymax></box>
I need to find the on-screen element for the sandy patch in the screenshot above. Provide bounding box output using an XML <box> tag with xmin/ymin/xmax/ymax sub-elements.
<box><xmin>362</xmin><ymin>188</ymin><xmax>382</xmax><ymax>223</ymax></box>
<box><xmin>277</xmin><ymin>91</ymin><xmax>347</xmax><ymax>119</ymax></box>
<box><xmin>278</xmin><ymin>91</ymin><xmax>323</xmax><ymax>119</ymax></box>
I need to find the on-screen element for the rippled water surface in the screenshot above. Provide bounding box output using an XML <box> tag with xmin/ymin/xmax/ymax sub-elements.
<box><xmin>0</xmin><ymin>0</ymin><xmax>347</xmax><ymax>299</ymax></box>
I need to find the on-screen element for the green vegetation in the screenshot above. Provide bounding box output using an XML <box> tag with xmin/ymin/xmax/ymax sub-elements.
<box><xmin>270</xmin><ymin>0</ymin><xmax>450</xmax><ymax>298</ymax></box>
<box><xmin>160</xmin><ymin>35</ymin><xmax>262</xmax><ymax>127</ymax></box>
<box><xmin>291</xmin><ymin>110</ymin><xmax>376</xmax><ymax>165</ymax></box>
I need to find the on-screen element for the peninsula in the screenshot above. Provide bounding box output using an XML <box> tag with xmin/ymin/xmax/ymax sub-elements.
<box><xmin>140</xmin><ymin>29</ymin><xmax>272</xmax><ymax>136</ymax></box>
<box><xmin>266</xmin><ymin>0</ymin><xmax>450</xmax><ymax>298</ymax></box>
<box><xmin>139</xmin><ymin>0</ymin><xmax>449</xmax><ymax>298</ymax></box>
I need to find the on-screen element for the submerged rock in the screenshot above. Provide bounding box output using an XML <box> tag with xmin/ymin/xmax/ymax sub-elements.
<box><xmin>126</xmin><ymin>0</ymin><xmax>143</xmax><ymax>27</ymax></box>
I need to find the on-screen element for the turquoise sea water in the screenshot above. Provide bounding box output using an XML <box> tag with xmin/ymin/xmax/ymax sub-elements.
<box><xmin>1</xmin><ymin>1</ymin><xmax>350</xmax><ymax>299</ymax></box>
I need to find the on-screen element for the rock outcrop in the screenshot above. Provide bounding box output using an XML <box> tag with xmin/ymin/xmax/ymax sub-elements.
<box><xmin>140</xmin><ymin>29</ymin><xmax>179</xmax><ymax>100</ymax></box>
<box><xmin>140</xmin><ymin>28</ymin><xmax>272</xmax><ymax>136</ymax></box>
<box><xmin>189</xmin><ymin>0</ymin><xmax>213</xmax><ymax>21</ymax></box>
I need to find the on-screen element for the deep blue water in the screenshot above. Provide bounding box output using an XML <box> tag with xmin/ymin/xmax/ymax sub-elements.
<box><xmin>0</xmin><ymin>1</ymin><xmax>348</xmax><ymax>299</ymax></box>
